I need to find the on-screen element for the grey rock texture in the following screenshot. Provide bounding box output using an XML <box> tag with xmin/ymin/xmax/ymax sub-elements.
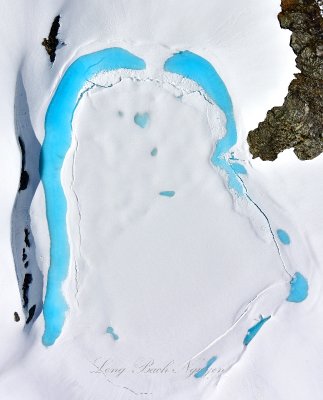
<box><xmin>248</xmin><ymin>0</ymin><xmax>323</xmax><ymax>161</ymax></box>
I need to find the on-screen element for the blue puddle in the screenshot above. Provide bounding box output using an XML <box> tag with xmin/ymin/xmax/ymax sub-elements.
<box><xmin>194</xmin><ymin>356</ymin><xmax>217</xmax><ymax>378</ymax></box>
<box><xmin>159</xmin><ymin>191</ymin><xmax>175</xmax><ymax>198</ymax></box>
<box><xmin>134</xmin><ymin>112</ymin><xmax>150</xmax><ymax>128</ymax></box>
<box><xmin>243</xmin><ymin>315</ymin><xmax>271</xmax><ymax>346</ymax></box>
<box><xmin>277</xmin><ymin>229</ymin><xmax>291</xmax><ymax>245</ymax></box>
<box><xmin>151</xmin><ymin>147</ymin><xmax>158</xmax><ymax>157</ymax></box>
<box><xmin>40</xmin><ymin>48</ymin><xmax>145</xmax><ymax>346</ymax></box>
<box><xmin>287</xmin><ymin>272</ymin><xmax>308</xmax><ymax>303</ymax></box>
<box><xmin>106</xmin><ymin>326</ymin><xmax>119</xmax><ymax>341</ymax></box>
<box><xmin>164</xmin><ymin>51</ymin><xmax>243</xmax><ymax>196</ymax></box>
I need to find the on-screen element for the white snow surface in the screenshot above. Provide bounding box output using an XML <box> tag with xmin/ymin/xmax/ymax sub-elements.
<box><xmin>0</xmin><ymin>1</ymin><xmax>323</xmax><ymax>399</ymax></box>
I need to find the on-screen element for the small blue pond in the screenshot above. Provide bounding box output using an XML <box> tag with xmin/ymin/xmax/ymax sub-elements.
<box><xmin>134</xmin><ymin>112</ymin><xmax>150</xmax><ymax>128</ymax></box>
<box><xmin>106</xmin><ymin>326</ymin><xmax>119</xmax><ymax>341</ymax></box>
<box><xmin>159</xmin><ymin>191</ymin><xmax>175</xmax><ymax>198</ymax></box>
<box><xmin>287</xmin><ymin>272</ymin><xmax>308</xmax><ymax>303</ymax></box>
<box><xmin>277</xmin><ymin>229</ymin><xmax>291</xmax><ymax>245</ymax></box>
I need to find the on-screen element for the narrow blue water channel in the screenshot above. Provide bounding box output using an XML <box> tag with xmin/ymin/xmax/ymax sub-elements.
<box><xmin>164</xmin><ymin>51</ymin><xmax>243</xmax><ymax>195</ymax></box>
<box><xmin>243</xmin><ymin>316</ymin><xmax>271</xmax><ymax>346</ymax></box>
<box><xmin>40</xmin><ymin>48</ymin><xmax>146</xmax><ymax>346</ymax></box>
<box><xmin>194</xmin><ymin>356</ymin><xmax>217</xmax><ymax>378</ymax></box>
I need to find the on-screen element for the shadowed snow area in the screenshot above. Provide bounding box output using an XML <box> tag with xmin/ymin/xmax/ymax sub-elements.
<box><xmin>12</xmin><ymin>72</ymin><xmax>43</xmax><ymax>326</ymax></box>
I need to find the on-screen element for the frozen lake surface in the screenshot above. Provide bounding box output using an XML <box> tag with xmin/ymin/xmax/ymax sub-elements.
<box><xmin>38</xmin><ymin>45</ymin><xmax>305</xmax><ymax>397</ymax></box>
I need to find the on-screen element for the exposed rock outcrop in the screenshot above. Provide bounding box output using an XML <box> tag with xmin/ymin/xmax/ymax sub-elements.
<box><xmin>42</xmin><ymin>15</ymin><xmax>61</xmax><ymax>63</ymax></box>
<box><xmin>248</xmin><ymin>0</ymin><xmax>323</xmax><ymax>160</ymax></box>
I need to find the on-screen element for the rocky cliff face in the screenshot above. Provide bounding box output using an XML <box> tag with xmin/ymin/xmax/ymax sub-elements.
<box><xmin>248</xmin><ymin>0</ymin><xmax>323</xmax><ymax>160</ymax></box>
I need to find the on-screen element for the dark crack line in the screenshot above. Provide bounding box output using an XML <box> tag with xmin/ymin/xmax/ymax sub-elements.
<box><xmin>69</xmin><ymin>83</ymin><xmax>95</xmax><ymax>304</ymax></box>
<box><xmin>233</xmin><ymin>168</ymin><xmax>292</xmax><ymax>278</ymax></box>
<box><xmin>71</xmin><ymin>136</ymin><xmax>81</xmax><ymax>306</ymax></box>
<box><xmin>86</xmin><ymin>74</ymin><xmax>214</xmax><ymax>105</ymax></box>
<box><xmin>90</xmin><ymin>359</ymin><xmax>152</xmax><ymax>396</ymax></box>
<box><xmin>183</xmin><ymin>281</ymin><xmax>284</xmax><ymax>364</ymax></box>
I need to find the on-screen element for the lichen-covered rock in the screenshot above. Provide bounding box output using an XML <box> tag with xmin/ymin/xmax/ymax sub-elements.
<box><xmin>248</xmin><ymin>0</ymin><xmax>323</xmax><ymax>161</ymax></box>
